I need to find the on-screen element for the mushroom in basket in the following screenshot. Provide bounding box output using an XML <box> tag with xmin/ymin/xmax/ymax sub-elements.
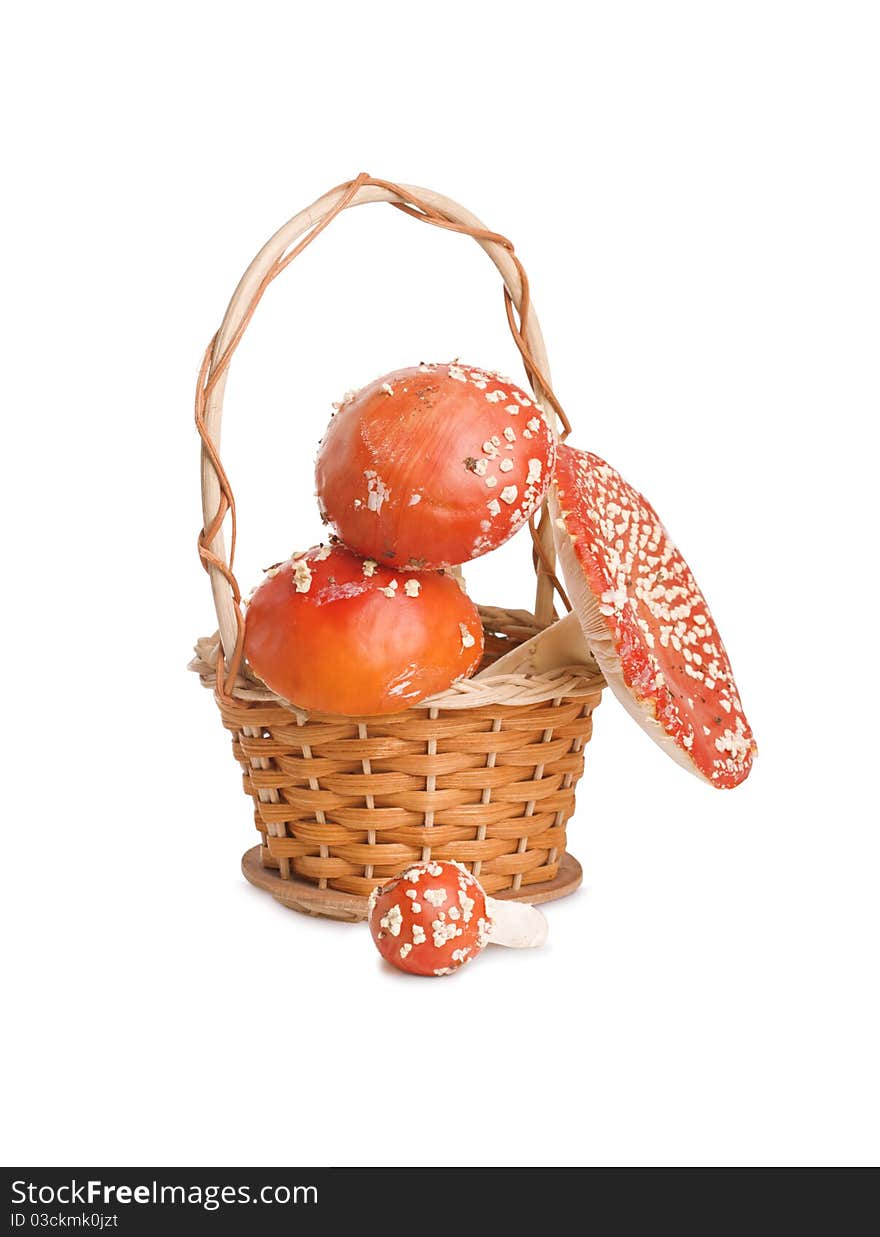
<box><xmin>244</xmin><ymin>543</ymin><xmax>484</xmax><ymax>715</ymax></box>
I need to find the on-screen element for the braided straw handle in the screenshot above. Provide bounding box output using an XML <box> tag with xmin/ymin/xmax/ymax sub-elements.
<box><xmin>196</xmin><ymin>174</ymin><xmax>573</xmax><ymax>695</ymax></box>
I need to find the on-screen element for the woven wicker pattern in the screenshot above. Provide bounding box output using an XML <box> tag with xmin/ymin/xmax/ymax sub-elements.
<box><xmin>194</xmin><ymin>608</ymin><xmax>602</xmax><ymax>896</ymax></box>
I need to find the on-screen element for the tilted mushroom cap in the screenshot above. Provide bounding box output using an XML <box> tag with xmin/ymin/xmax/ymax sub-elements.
<box><xmin>368</xmin><ymin>860</ymin><xmax>493</xmax><ymax>976</ymax></box>
<box><xmin>549</xmin><ymin>445</ymin><xmax>756</xmax><ymax>788</ymax></box>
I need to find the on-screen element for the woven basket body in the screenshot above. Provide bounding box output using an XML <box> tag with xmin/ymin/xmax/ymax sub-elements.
<box><xmin>193</xmin><ymin>608</ymin><xmax>601</xmax><ymax>904</ymax></box>
<box><xmin>192</xmin><ymin>176</ymin><xmax>603</xmax><ymax>917</ymax></box>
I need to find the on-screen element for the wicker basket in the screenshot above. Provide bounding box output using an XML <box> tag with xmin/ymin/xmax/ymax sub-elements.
<box><xmin>191</xmin><ymin>174</ymin><xmax>604</xmax><ymax>921</ymax></box>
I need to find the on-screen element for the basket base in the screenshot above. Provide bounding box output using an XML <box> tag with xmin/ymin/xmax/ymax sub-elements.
<box><xmin>241</xmin><ymin>845</ymin><xmax>583</xmax><ymax>922</ymax></box>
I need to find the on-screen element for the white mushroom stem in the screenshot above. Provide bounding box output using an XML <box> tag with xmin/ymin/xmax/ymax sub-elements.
<box><xmin>485</xmin><ymin>898</ymin><xmax>548</xmax><ymax>949</ymax></box>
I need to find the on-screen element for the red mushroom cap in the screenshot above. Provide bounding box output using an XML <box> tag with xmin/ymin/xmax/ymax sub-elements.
<box><xmin>368</xmin><ymin>860</ymin><xmax>493</xmax><ymax>976</ymax></box>
<box><xmin>315</xmin><ymin>362</ymin><xmax>556</xmax><ymax>570</ymax></box>
<box><xmin>243</xmin><ymin>544</ymin><xmax>484</xmax><ymax>715</ymax></box>
<box><xmin>550</xmin><ymin>445</ymin><xmax>756</xmax><ymax>788</ymax></box>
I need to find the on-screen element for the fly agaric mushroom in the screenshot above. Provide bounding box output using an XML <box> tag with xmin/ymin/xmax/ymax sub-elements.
<box><xmin>315</xmin><ymin>362</ymin><xmax>556</xmax><ymax>570</ymax></box>
<box><xmin>549</xmin><ymin>445</ymin><xmax>756</xmax><ymax>788</ymax></box>
<box><xmin>244</xmin><ymin>544</ymin><xmax>484</xmax><ymax>715</ymax></box>
<box><xmin>368</xmin><ymin>859</ymin><xmax>548</xmax><ymax>977</ymax></box>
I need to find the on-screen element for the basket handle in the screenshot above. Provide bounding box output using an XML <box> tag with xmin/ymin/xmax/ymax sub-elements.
<box><xmin>196</xmin><ymin>173</ymin><xmax>573</xmax><ymax>695</ymax></box>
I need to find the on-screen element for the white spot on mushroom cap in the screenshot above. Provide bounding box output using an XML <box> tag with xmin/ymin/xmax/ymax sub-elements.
<box><xmin>432</xmin><ymin>919</ymin><xmax>458</xmax><ymax>948</ymax></box>
<box><xmin>293</xmin><ymin>560</ymin><xmax>313</xmax><ymax>593</ymax></box>
<box><xmin>332</xmin><ymin>389</ymin><xmax>358</xmax><ymax>410</ymax></box>
<box><xmin>379</xmin><ymin>904</ymin><xmax>403</xmax><ymax>936</ymax></box>
<box><xmin>363</xmin><ymin>470</ymin><xmax>390</xmax><ymax>513</ymax></box>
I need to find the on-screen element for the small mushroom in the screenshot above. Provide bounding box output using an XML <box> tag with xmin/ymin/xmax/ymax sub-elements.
<box><xmin>368</xmin><ymin>860</ymin><xmax>548</xmax><ymax>977</ymax></box>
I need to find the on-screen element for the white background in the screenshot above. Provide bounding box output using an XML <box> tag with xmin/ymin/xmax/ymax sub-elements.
<box><xmin>2</xmin><ymin>1</ymin><xmax>878</xmax><ymax>1168</ymax></box>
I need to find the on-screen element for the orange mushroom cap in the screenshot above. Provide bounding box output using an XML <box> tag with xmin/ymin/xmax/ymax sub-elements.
<box><xmin>315</xmin><ymin>362</ymin><xmax>556</xmax><ymax>570</ymax></box>
<box><xmin>368</xmin><ymin>860</ymin><xmax>493</xmax><ymax>976</ymax></box>
<box><xmin>243</xmin><ymin>544</ymin><xmax>484</xmax><ymax>716</ymax></box>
